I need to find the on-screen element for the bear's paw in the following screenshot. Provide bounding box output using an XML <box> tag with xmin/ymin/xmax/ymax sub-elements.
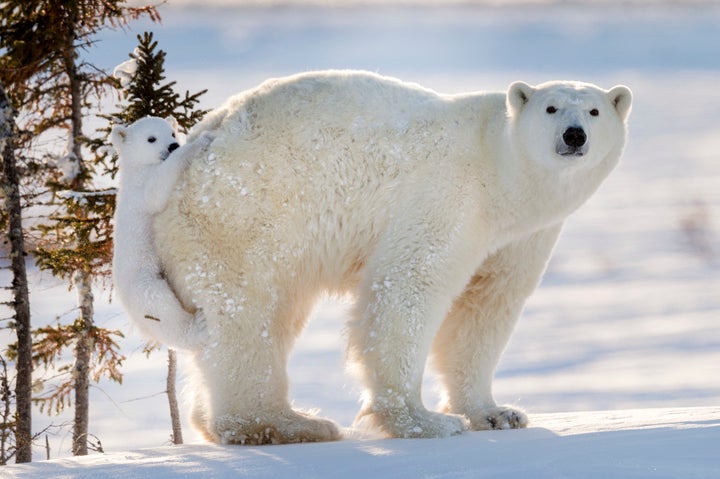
<box><xmin>468</xmin><ymin>406</ymin><xmax>528</xmax><ymax>431</ymax></box>
<box><xmin>357</xmin><ymin>403</ymin><xmax>470</xmax><ymax>439</ymax></box>
<box><xmin>214</xmin><ymin>409</ymin><xmax>341</xmax><ymax>445</ymax></box>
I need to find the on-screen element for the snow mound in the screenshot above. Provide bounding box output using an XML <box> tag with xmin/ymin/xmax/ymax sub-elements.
<box><xmin>5</xmin><ymin>407</ymin><xmax>719</xmax><ymax>478</ymax></box>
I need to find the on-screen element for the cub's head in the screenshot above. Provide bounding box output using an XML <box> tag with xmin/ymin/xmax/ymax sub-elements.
<box><xmin>507</xmin><ymin>81</ymin><xmax>632</xmax><ymax>171</ymax></box>
<box><xmin>111</xmin><ymin>116</ymin><xmax>180</xmax><ymax>168</ymax></box>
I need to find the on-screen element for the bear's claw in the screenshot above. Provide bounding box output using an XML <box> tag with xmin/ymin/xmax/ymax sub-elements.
<box><xmin>472</xmin><ymin>406</ymin><xmax>528</xmax><ymax>430</ymax></box>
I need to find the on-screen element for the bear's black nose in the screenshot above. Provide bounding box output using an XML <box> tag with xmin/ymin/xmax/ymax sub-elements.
<box><xmin>563</xmin><ymin>127</ymin><xmax>587</xmax><ymax>148</ymax></box>
<box><xmin>168</xmin><ymin>142</ymin><xmax>180</xmax><ymax>153</ymax></box>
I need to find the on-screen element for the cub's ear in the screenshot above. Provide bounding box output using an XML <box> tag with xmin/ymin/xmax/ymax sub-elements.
<box><xmin>608</xmin><ymin>85</ymin><xmax>632</xmax><ymax>122</ymax></box>
<box><xmin>110</xmin><ymin>125</ymin><xmax>128</xmax><ymax>148</ymax></box>
<box><xmin>164</xmin><ymin>116</ymin><xmax>179</xmax><ymax>132</ymax></box>
<box><xmin>507</xmin><ymin>81</ymin><xmax>535</xmax><ymax>115</ymax></box>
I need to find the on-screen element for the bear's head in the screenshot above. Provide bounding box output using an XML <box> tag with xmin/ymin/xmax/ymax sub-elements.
<box><xmin>111</xmin><ymin>116</ymin><xmax>181</xmax><ymax>168</ymax></box>
<box><xmin>506</xmin><ymin>81</ymin><xmax>632</xmax><ymax>171</ymax></box>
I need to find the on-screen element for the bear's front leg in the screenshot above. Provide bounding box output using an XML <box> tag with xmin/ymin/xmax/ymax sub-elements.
<box><xmin>349</xmin><ymin>220</ymin><xmax>486</xmax><ymax>438</ymax></box>
<box><xmin>431</xmin><ymin>225</ymin><xmax>562</xmax><ymax>430</ymax></box>
<box><xmin>350</xmin><ymin>284</ymin><xmax>470</xmax><ymax>438</ymax></box>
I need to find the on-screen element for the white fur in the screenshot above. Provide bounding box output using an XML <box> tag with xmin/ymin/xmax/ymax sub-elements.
<box><xmin>154</xmin><ymin>71</ymin><xmax>632</xmax><ymax>443</ymax></box>
<box><xmin>111</xmin><ymin>117</ymin><xmax>212</xmax><ymax>351</ymax></box>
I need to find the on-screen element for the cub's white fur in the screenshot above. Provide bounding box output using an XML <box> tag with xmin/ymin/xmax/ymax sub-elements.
<box><xmin>154</xmin><ymin>71</ymin><xmax>632</xmax><ymax>443</ymax></box>
<box><xmin>111</xmin><ymin>116</ymin><xmax>211</xmax><ymax>351</ymax></box>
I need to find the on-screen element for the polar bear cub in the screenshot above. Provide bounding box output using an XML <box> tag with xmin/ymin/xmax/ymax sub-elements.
<box><xmin>154</xmin><ymin>71</ymin><xmax>632</xmax><ymax>443</ymax></box>
<box><xmin>111</xmin><ymin>116</ymin><xmax>211</xmax><ymax>351</ymax></box>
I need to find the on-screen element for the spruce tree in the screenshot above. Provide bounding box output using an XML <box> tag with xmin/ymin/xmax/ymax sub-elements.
<box><xmin>102</xmin><ymin>31</ymin><xmax>208</xmax><ymax>159</ymax></box>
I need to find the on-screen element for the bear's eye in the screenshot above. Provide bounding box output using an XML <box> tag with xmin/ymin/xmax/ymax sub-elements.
<box><xmin>589</xmin><ymin>108</ymin><xmax>600</xmax><ymax>117</ymax></box>
<box><xmin>172</xmin><ymin>133</ymin><xmax>176</xmax><ymax>138</ymax></box>
<box><xmin>546</xmin><ymin>106</ymin><xmax>557</xmax><ymax>114</ymax></box>
<box><xmin>147</xmin><ymin>136</ymin><xmax>157</xmax><ymax>143</ymax></box>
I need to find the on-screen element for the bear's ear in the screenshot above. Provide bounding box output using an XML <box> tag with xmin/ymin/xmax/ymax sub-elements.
<box><xmin>507</xmin><ymin>81</ymin><xmax>535</xmax><ymax>114</ymax></box>
<box><xmin>164</xmin><ymin>116</ymin><xmax>179</xmax><ymax>132</ymax></box>
<box><xmin>608</xmin><ymin>85</ymin><xmax>632</xmax><ymax>122</ymax></box>
<box><xmin>110</xmin><ymin>125</ymin><xmax>127</xmax><ymax>147</ymax></box>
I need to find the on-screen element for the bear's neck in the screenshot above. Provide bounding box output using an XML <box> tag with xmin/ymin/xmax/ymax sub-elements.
<box><xmin>117</xmin><ymin>164</ymin><xmax>151</xmax><ymax>188</ymax></box>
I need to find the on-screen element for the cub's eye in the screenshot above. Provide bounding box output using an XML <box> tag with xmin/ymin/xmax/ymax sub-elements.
<box><xmin>546</xmin><ymin>106</ymin><xmax>557</xmax><ymax>114</ymax></box>
<box><xmin>590</xmin><ymin>108</ymin><xmax>599</xmax><ymax>117</ymax></box>
<box><xmin>148</xmin><ymin>136</ymin><xmax>157</xmax><ymax>143</ymax></box>
<box><xmin>172</xmin><ymin>133</ymin><xmax>176</xmax><ymax>138</ymax></box>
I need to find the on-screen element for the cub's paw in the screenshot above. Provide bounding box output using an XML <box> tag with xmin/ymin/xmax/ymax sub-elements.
<box><xmin>177</xmin><ymin>132</ymin><xmax>215</xmax><ymax>164</ymax></box>
<box><xmin>468</xmin><ymin>406</ymin><xmax>528</xmax><ymax>431</ymax></box>
<box><xmin>177</xmin><ymin>309</ymin><xmax>209</xmax><ymax>351</ymax></box>
<box><xmin>195</xmin><ymin>131</ymin><xmax>215</xmax><ymax>149</ymax></box>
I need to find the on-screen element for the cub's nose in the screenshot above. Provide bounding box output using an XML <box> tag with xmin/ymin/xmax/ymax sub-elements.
<box><xmin>168</xmin><ymin>142</ymin><xmax>180</xmax><ymax>153</ymax></box>
<box><xmin>563</xmin><ymin>127</ymin><xmax>587</xmax><ymax>148</ymax></box>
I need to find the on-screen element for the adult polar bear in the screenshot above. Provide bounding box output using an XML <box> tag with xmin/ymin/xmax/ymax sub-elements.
<box><xmin>154</xmin><ymin>70</ymin><xmax>632</xmax><ymax>444</ymax></box>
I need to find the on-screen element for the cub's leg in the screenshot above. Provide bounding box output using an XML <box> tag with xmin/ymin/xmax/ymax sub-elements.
<box><xmin>195</xmin><ymin>274</ymin><xmax>341</xmax><ymax>445</ymax></box>
<box><xmin>121</xmin><ymin>269</ymin><xmax>207</xmax><ymax>351</ymax></box>
<box><xmin>349</xmin><ymin>214</ymin><xmax>484</xmax><ymax>438</ymax></box>
<box><xmin>431</xmin><ymin>225</ymin><xmax>562</xmax><ymax>430</ymax></box>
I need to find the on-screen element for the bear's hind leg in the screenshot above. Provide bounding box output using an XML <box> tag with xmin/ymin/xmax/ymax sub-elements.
<box><xmin>197</xmin><ymin>286</ymin><xmax>341</xmax><ymax>444</ymax></box>
<box><xmin>188</xmin><ymin>367</ymin><xmax>214</xmax><ymax>442</ymax></box>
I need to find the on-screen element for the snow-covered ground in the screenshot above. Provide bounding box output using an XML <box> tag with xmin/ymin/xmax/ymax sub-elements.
<box><xmin>6</xmin><ymin>408</ymin><xmax>720</xmax><ymax>478</ymax></box>
<box><xmin>2</xmin><ymin>1</ymin><xmax>719</xmax><ymax>476</ymax></box>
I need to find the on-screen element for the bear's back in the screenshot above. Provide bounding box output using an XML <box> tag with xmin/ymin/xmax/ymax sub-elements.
<box><xmin>199</xmin><ymin>71</ymin><xmax>445</xmax><ymax>140</ymax></box>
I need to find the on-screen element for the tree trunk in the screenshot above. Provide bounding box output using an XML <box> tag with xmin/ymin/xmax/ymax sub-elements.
<box><xmin>1</xmin><ymin>357</ymin><xmax>15</xmax><ymax>464</ymax></box>
<box><xmin>0</xmin><ymin>82</ymin><xmax>33</xmax><ymax>463</ymax></box>
<box><xmin>167</xmin><ymin>349</ymin><xmax>183</xmax><ymax>444</ymax></box>
<box><xmin>71</xmin><ymin>270</ymin><xmax>93</xmax><ymax>456</ymax></box>
<box><xmin>64</xmin><ymin>38</ymin><xmax>94</xmax><ymax>456</ymax></box>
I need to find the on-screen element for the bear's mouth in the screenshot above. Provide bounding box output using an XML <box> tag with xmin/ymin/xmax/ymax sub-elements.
<box><xmin>557</xmin><ymin>146</ymin><xmax>587</xmax><ymax>157</ymax></box>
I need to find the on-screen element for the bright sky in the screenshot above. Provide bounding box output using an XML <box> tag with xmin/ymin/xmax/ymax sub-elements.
<box><xmin>131</xmin><ymin>0</ymin><xmax>704</xmax><ymax>7</ymax></box>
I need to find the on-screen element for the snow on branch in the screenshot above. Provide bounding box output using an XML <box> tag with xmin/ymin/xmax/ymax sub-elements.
<box><xmin>113</xmin><ymin>49</ymin><xmax>140</xmax><ymax>89</ymax></box>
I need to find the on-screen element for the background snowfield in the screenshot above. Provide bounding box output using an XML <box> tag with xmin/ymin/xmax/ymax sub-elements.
<box><xmin>2</xmin><ymin>1</ymin><xmax>720</xmax><ymax>477</ymax></box>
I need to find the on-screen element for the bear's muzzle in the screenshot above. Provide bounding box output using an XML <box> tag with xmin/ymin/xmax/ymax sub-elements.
<box><xmin>557</xmin><ymin>126</ymin><xmax>588</xmax><ymax>156</ymax></box>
